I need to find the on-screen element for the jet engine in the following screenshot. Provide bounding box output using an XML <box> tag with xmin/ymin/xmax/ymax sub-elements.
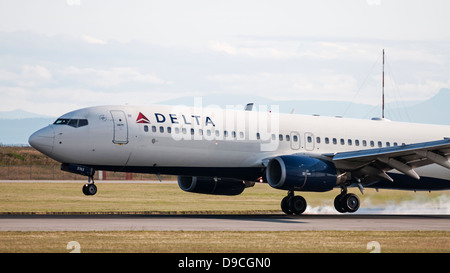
<box><xmin>177</xmin><ymin>176</ymin><xmax>254</xmax><ymax>196</ymax></box>
<box><xmin>266</xmin><ymin>155</ymin><xmax>342</xmax><ymax>192</ymax></box>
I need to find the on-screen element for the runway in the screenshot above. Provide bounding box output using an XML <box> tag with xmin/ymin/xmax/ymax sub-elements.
<box><xmin>1</xmin><ymin>214</ymin><xmax>449</xmax><ymax>231</ymax></box>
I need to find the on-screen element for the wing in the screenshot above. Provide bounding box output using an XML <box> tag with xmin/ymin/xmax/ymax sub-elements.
<box><xmin>328</xmin><ymin>138</ymin><xmax>450</xmax><ymax>183</ymax></box>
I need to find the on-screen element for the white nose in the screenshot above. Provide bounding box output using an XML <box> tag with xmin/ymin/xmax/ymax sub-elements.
<box><xmin>28</xmin><ymin>126</ymin><xmax>55</xmax><ymax>156</ymax></box>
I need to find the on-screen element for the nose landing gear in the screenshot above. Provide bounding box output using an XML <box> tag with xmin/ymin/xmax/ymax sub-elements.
<box><xmin>82</xmin><ymin>175</ymin><xmax>97</xmax><ymax>196</ymax></box>
<box><xmin>60</xmin><ymin>164</ymin><xmax>98</xmax><ymax>196</ymax></box>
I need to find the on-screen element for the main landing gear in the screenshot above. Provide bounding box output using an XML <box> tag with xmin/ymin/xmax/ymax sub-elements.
<box><xmin>82</xmin><ymin>175</ymin><xmax>97</xmax><ymax>196</ymax></box>
<box><xmin>333</xmin><ymin>188</ymin><xmax>360</xmax><ymax>213</ymax></box>
<box><xmin>281</xmin><ymin>190</ymin><xmax>307</xmax><ymax>215</ymax></box>
<box><xmin>280</xmin><ymin>187</ymin><xmax>360</xmax><ymax>215</ymax></box>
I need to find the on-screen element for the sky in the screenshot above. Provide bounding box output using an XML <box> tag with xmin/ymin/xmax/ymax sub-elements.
<box><xmin>0</xmin><ymin>0</ymin><xmax>449</xmax><ymax>116</ymax></box>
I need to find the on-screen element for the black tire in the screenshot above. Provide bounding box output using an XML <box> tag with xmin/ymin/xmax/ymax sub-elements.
<box><xmin>281</xmin><ymin>196</ymin><xmax>293</xmax><ymax>215</ymax></box>
<box><xmin>289</xmin><ymin>195</ymin><xmax>307</xmax><ymax>215</ymax></box>
<box><xmin>334</xmin><ymin>194</ymin><xmax>346</xmax><ymax>213</ymax></box>
<box><xmin>83</xmin><ymin>184</ymin><xmax>97</xmax><ymax>196</ymax></box>
<box><xmin>343</xmin><ymin>193</ymin><xmax>359</xmax><ymax>213</ymax></box>
<box><xmin>82</xmin><ymin>184</ymin><xmax>89</xmax><ymax>195</ymax></box>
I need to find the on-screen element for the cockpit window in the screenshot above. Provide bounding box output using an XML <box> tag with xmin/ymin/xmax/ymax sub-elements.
<box><xmin>54</xmin><ymin>119</ymin><xmax>89</xmax><ymax>128</ymax></box>
<box><xmin>54</xmin><ymin>119</ymin><xmax>70</xmax><ymax>125</ymax></box>
<box><xmin>78</xmin><ymin>119</ymin><xmax>88</xmax><ymax>127</ymax></box>
<box><xmin>67</xmin><ymin>119</ymin><xmax>79</xmax><ymax>127</ymax></box>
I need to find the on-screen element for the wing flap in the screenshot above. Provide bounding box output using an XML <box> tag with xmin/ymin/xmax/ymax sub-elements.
<box><xmin>331</xmin><ymin>138</ymin><xmax>450</xmax><ymax>182</ymax></box>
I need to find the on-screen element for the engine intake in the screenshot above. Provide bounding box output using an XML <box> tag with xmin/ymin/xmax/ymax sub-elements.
<box><xmin>178</xmin><ymin>176</ymin><xmax>253</xmax><ymax>196</ymax></box>
<box><xmin>266</xmin><ymin>155</ymin><xmax>340</xmax><ymax>192</ymax></box>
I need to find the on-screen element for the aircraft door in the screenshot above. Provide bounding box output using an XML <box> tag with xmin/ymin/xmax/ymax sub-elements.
<box><xmin>304</xmin><ymin>132</ymin><xmax>315</xmax><ymax>151</ymax></box>
<box><xmin>110</xmin><ymin>110</ymin><xmax>129</xmax><ymax>144</ymax></box>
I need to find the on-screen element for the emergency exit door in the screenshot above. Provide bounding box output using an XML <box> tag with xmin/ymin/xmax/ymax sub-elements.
<box><xmin>110</xmin><ymin>110</ymin><xmax>129</xmax><ymax>144</ymax></box>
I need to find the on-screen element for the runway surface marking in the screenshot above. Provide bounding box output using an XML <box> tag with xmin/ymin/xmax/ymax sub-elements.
<box><xmin>1</xmin><ymin>214</ymin><xmax>449</xmax><ymax>231</ymax></box>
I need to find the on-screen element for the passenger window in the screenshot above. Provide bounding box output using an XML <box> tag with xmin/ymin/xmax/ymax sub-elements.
<box><xmin>370</xmin><ymin>141</ymin><xmax>374</xmax><ymax>147</ymax></box>
<box><xmin>362</xmin><ymin>140</ymin><xmax>367</xmax><ymax>147</ymax></box>
<box><xmin>307</xmin><ymin>136</ymin><xmax>312</xmax><ymax>143</ymax></box>
<box><xmin>239</xmin><ymin>132</ymin><xmax>244</xmax><ymax>139</ymax></box>
<box><xmin>340</xmin><ymin>139</ymin><xmax>345</xmax><ymax>145</ymax></box>
<box><xmin>224</xmin><ymin>130</ymin><xmax>228</xmax><ymax>137</ymax></box>
<box><xmin>378</xmin><ymin>141</ymin><xmax>382</xmax><ymax>147</ymax></box>
<box><xmin>152</xmin><ymin>126</ymin><xmax>157</xmax><ymax>133</ymax></box>
<box><xmin>355</xmin><ymin>140</ymin><xmax>359</xmax><ymax>146</ymax></box>
<box><xmin>144</xmin><ymin>125</ymin><xmax>149</xmax><ymax>132</ymax></box>
<box><xmin>279</xmin><ymin>134</ymin><xmax>283</xmax><ymax>141</ymax></box>
<box><xmin>160</xmin><ymin>126</ymin><xmax>164</xmax><ymax>133</ymax></box>
<box><xmin>232</xmin><ymin>131</ymin><xmax>236</xmax><ymax>138</ymax></box>
<box><xmin>316</xmin><ymin>137</ymin><xmax>321</xmax><ymax>143</ymax></box>
<box><xmin>332</xmin><ymin>138</ymin><xmax>337</xmax><ymax>145</ymax></box>
<box><xmin>191</xmin><ymin>128</ymin><xmax>195</xmax><ymax>135</ymax></box>
<box><xmin>215</xmin><ymin>130</ymin><xmax>220</xmax><ymax>137</ymax></box>
<box><xmin>272</xmin><ymin>134</ymin><xmax>276</xmax><ymax>140</ymax></box>
<box><xmin>348</xmin><ymin>139</ymin><xmax>352</xmax><ymax>146</ymax></box>
<box><xmin>325</xmin><ymin>137</ymin><xmax>329</xmax><ymax>144</ymax></box>
<box><xmin>199</xmin><ymin>129</ymin><xmax>203</xmax><ymax>135</ymax></box>
<box><xmin>175</xmin><ymin>127</ymin><xmax>180</xmax><ymax>134</ymax></box>
<box><xmin>256</xmin><ymin>133</ymin><xmax>260</xmax><ymax>140</ymax></box>
<box><xmin>386</xmin><ymin>142</ymin><xmax>391</xmax><ymax>147</ymax></box>
<box><xmin>293</xmin><ymin>135</ymin><xmax>298</xmax><ymax>142</ymax></box>
<box><xmin>286</xmin><ymin>135</ymin><xmax>290</xmax><ymax>141</ymax></box>
<box><xmin>167</xmin><ymin>127</ymin><xmax>171</xmax><ymax>134</ymax></box>
<box><xmin>182</xmin><ymin>128</ymin><xmax>187</xmax><ymax>134</ymax></box>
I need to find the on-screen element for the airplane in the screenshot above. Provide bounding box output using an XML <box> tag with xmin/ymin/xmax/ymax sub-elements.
<box><xmin>28</xmin><ymin>103</ymin><xmax>450</xmax><ymax>214</ymax></box>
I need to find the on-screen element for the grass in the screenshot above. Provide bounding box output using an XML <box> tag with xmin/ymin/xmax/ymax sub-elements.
<box><xmin>0</xmin><ymin>182</ymin><xmax>448</xmax><ymax>253</ymax></box>
<box><xmin>0</xmin><ymin>146</ymin><xmax>53</xmax><ymax>165</ymax></box>
<box><xmin>1</xmin><ymin>182</ymin><xmax>448</xmax><ymax>214</ymax></box>
<box><xmin>0</xmin><ymin>182</ymin><xmax>281</xmax><ymax>213</ymax></box>
<box><xmin>1</xmin><ymin>230</ymin><xmax>448</xmax><ymax>253</ymax></box>
<box><xmin>1</xmin><ymin>182</ymin><xmax>449</xmax><ymax>214</ymax></box>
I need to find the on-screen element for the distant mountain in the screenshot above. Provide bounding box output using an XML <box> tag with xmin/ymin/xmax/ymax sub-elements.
<box><xmin>0</xmin><ymin>110</ymin><xmax>56</xmax><ymax>145</ymax></box>
<box><xmin>399</xmin><ymin>88</ymin><xmax>450</xmax><ymax>125</ymax></box>
<box><xmin>157</xmin><ymin>88</ymin><xmax>450</xmax><ymax>126</ymax></box>
<box><xmin>1</xmin><ymin>88</ymin><xmax>448</xmax><ymax>145</ymax></box>
<box><xmin>0</xmin><ymin>109</ymin><xmax>54</xmax><ymax>119</ymax></box>
<box><xmin>0</xmin><ymin>118</ymin><xmax>55</xmax><ymax>145</ymax></box>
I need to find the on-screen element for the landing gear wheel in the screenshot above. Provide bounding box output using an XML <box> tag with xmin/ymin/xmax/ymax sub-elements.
<box><xmin>82</xmin><ymin>183</ymin><xmax>97</xmax><ymax>196</ymax></box>
<box><xmin>281</xmin><ymin>191</ymin><xmax>307</xmax><ymax>215</ymax></box>
<box><xmin>281</xmin><ymin>196</ymin><xmax>293</xmax><ymax>215</ymax></box>
<box><xmin>334</xmin><ymin>193</ymin><xmax>360</xmax><ymax>213</ymax></box>
<box><xmin>289</xmin><ymin>196</ymin><xmax>307</xmax><ymax>215</ymax></box>
<box><xmin>334</xmin><ymin>194</ymin><xmax>346</xmax><ymax>213</ymax></box>
<box><xmin>343</xmin><ymin>193</ymin><xmax>359</xmax><ymax>213</ymax></box>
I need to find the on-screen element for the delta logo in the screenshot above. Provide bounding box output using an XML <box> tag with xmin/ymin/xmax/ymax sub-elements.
<box><xmin>136</xmin><ymin>112</ymin><xmax>150</xmax><ymax>124</ymax></box>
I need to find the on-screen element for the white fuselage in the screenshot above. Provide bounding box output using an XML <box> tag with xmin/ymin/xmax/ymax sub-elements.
<box><xmin>29</xmin><ymin>105</ymin><xmax>450</xmax><ymax>185</ymax></box>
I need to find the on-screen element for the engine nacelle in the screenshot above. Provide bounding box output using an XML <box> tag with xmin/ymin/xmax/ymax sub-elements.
<box><xmin>266</xmin><ymin>155</ymin><xmax>340</xmax><ymax>192</ymax></box>
<box><xmin>177</xmin><ymin>176</ymin><xmax>253</xmax><ymax>196</ymax></box>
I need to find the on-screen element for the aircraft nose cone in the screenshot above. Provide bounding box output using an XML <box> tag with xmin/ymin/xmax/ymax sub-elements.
<box><xmin>29</xmin><ymin>126</ymin><xmax>55</xmax><ymax>156</ymax></box>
